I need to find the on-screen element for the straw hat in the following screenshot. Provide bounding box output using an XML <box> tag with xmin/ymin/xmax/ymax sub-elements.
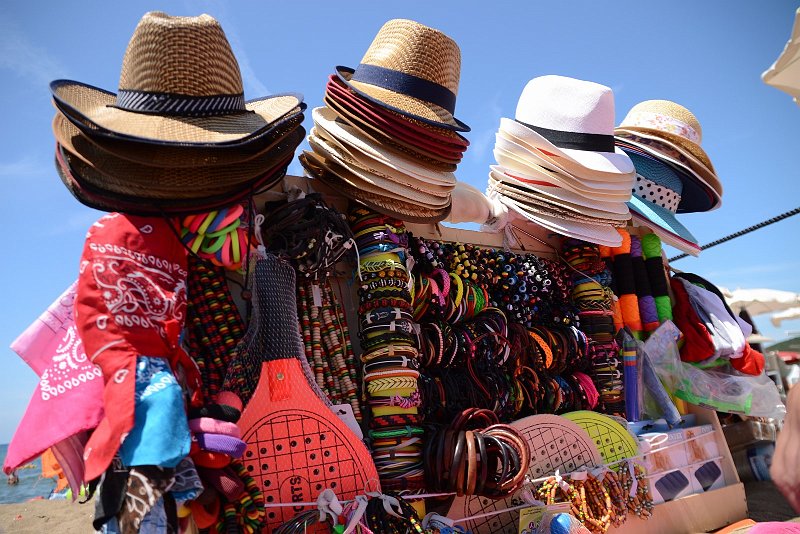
<box><xmin>614</xmin><ymin>130</ymin><xmax>722</xmax><ymax>211</ymax></box>
<box><xmin>312</xmin><ymin>107</ymin><xmax>456</xmax><ymax>187</ymax></box>
<box><xmin>300</xmin><ymin>153</ymin><xmax>451</xmax><ymax>223</ymax></box>
<box><xmin>335</xmin><ymin>19</ymin><xmax>469</xmax><ymax>132</ymax></box>
<box><xmin>50</xmin><ymin>12</ymin><xmax>301</xmax><ymax>145</ymax></box>
<box><xmin>55</xmin><ymin>144</ymin><xmax>290</xmax><ymax>215</ymax></box>
<box><xmin>54</xmin><ymin>112</ymin><xmax>304</xmax><ymax>199</ymax></box>
<box><xmin>616</xmin><ymin>100</ymin><xmax>715</xmax><ymax>172</ymax></box>
<box><xmin>506</xmin><ymin>76</ymin><xmax>634</xmax><ymax>176</ymax></box>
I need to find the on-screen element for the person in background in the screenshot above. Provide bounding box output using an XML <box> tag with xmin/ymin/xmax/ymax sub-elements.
<box><xmin>7</xmin><ymin>470</ymin><xmax>19</xmax><ymax>485</ymax></box>
<box><xmin>771</xmin><ymin>383</ymin><xmax>800</xmax><ymax>513</ymax></box>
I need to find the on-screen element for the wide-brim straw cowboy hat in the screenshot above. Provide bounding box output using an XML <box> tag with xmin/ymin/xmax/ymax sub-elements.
<box><xmin>489</xmin><ymin>166</ymin><xmax>630</xmax><ymax>215</ymax></box>
<box><xmin>334</xmin><ymin>19</ymin><xmax>470</xmax><ymax>132</ymax></box>
<box><xmin>323</xmin><ymin>94</ymin><xmax>460</xmax><ymax>168</ymax></box>
<box><xmin>326</xmin><ymin>75</ymin><xmax>468</xmax><ymax>148</ymax></box>
<box><xmin>488</xmin><ymin>178</ymin><xmax>629</xmax><ymax>227</ymax></box>
<box><xmin>300</xmin><ymin>152</ymin><xmax>451</xmax><ymax>223</ymax></box>
<box><xmin>490</xmin><ymin>191</ymin><xmax>624</xmax><ymax>247</ymax></box>
<box><xmin>56</xmin><ymin>144</ymin><xmax>290</xmax><ymax>216</ymax></box>
<box><xmin>312</xmin><ymin>107</ymin><xmax>456</xmax><ymax>187</ymax></box>
<box><xmin>51</xmin><ymin>12</ymin><xmax>302</xmax><ymax>145</ymax></box>
<box><xmin>614</xmin><ymin>130</ymin><xmax>721</xmax><ymax>212</ymax></box>
<box><xmin>55</xmin><ymin>99</ymin><xmax>305</xmax><ymax>166</ymax></box>
<box><xmin>506</xmin><ymin>76</ymin><xmax>634</xmax><ymax>176</ymax></box>
<box><xmin>54</xmin><ymin>112</ymin><xmax>304</xmax><ymax>199</ymax></box>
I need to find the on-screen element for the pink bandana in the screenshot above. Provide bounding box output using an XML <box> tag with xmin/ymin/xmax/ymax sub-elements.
<box><xmin>4</xmin><ymin>283</ymin><xmax>104</xmax><ymax>475</ymax></box>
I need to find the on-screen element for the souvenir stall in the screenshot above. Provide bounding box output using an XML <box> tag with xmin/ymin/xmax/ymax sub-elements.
<box><xmin>2</xmin><ymin>11</ymin><xmax>788</xmax><ymax>534</ymax></box>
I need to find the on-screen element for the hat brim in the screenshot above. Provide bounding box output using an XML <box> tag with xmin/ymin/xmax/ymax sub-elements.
<box><xmin>628</xmin><ymin>195</ymin><xmax>701</xmax><ymax>256</ymax></box>
<box><xmin>490</xmin><ymin>166</ymin><xmax>630</xmax><ymax>215</ymax></box>
<box><xmin>301</xmin><ymin>152</ymin><xmax>451</xmax><ymax>223</ymax></box>
<box><xmin>615</xmin><ymin>128</ymin><xmax>722</xmax><ymax>204</ymax></box>
<box><xmin>307</xmin><ymin>135</ymin><xmax>452</xmax><ymax>206</ymax></box>
<box><xmin>493</xmin><ymin>143</ymin><xmax>632</xmax><ymax>201</ymax></box>
<box><xmin>335</xmin><ymin>67</ymin><xmax>470</xmax><ymax>132</ymax></box>
<box><xmin>313</xmin><ymin>107</ymin><xmax>456</xmax><ymax>187</ymax></box>
<box><xmin>326</xmin><ymin>75</ymin><xmax>467</xmax><ymax>147</ymax></box>
<box><xmin>488</xmin><ymin>178</ymin><xmax>630</xmax><ymax>225</ymax></box>
<box><xmin>499</xmin><ymin>118</ymin><xmax>634</xmax><ymax>176</ymax></box>
<box><xmin>51</xmin><ymin>79</ymin><xmax>303</xmax><ymax>145</ymax></box>
<box><xmin>56</xmin><ymin>144</ymin><xmax>289</xmax><ymax>216</ymax></box>
<box><xmin>324</xmin><ymin>95</ymin><xmax>460</xmax><ymax>168</ymax></box>
<box><xmin>492</xmin><ymin>192</ymin><xmax>624</xmax><ymax>247</ymax></box>
<box><xmin>55</xmin><ymin>114</ymin><xmax>305</xmax><ymax>199</ymax></box>
<box><xmin>616</xmin><ymin>124</ymin><xmax>714</xmax><ymax>172</ymax></box>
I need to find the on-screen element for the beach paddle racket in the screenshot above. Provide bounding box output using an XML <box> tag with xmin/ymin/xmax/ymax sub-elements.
<box><xmin>237</xmin><ymin>254</ymin><xmax>378</xmax><ymax>531</ymax></box>
<box><xmin>449</xmin><ymin>414</ymin><xmax>603</xmax><ymax>534</ymax></box>
<box><xmin>562</xmin><ymin>411</ymin><xmax>639</xmax><ymax>464</ymax></box>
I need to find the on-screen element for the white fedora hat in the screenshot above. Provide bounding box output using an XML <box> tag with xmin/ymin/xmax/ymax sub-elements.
<box><xmin>508</xmin><ymin>75</ymin><xmax>634</xmax><ymax>176</ymax></box>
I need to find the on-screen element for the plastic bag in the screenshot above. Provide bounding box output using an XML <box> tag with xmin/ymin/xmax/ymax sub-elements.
<box><xmin>643</xmin><ymin>321</ymin><xmax>785</xmax><ymax>420</ymax></box>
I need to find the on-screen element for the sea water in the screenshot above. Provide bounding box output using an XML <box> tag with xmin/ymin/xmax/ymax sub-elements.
<box><xmin>0</xmin><ymin>444</ymin><xmax>55</xmax><ymax>504</ymax></box>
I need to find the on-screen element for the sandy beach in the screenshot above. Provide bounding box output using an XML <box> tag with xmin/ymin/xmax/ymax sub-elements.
<box><xmin>0</xmin><ymin>499</ymin><xmax>94</xmax><ymax>533</ymax></box>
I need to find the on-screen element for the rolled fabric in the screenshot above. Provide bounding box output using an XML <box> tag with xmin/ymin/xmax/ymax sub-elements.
<box><xmin>611</xmin><ymin>229</ymin><xmax>643</xmax><ymax>334</ymax></box>
<box><xmin>195</xmin><ymin>433</ymin><xmax>247</xmax><ymax>458</ymax></box>
<box><xmin>630</xmin><ymin>236</ymin><xmax>659</xmax><ymax>333</ymax></box>
<box><xmin>197</xmin><ymin>466</ymin><xmax>245</xmax><ymax>501</ymax></box>
<box><xmin>187</xmin><ymin>403</ymin><xmax>241</xmax><ymax>423</ymax></box>
<box><xmin>641</xmin><ymin>233</ymin><xmax>673</xmax><ymax>323</ymax></box>
<box><xmin>189</xmin><ymin>418</ymin><xmax>241</xmax><ymax>438</ymax></box>
<box><xmin>191</xmin><ymin>448</ymin><xmax>232</xmax><ymax>469</ymax></box>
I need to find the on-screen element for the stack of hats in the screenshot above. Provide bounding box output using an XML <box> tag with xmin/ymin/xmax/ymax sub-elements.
<box><xmin>301</xmin><ymin>18</ymin><xmax>470</xmax><ymax>223</ymax></box>
<box><xmin>51</xmin><ymin>11</ymin><xmax>306</xmax><ymax>216</ymax></box>
<box><xmin>615</xmin><ymin>100</ymin><xmax>723</xmax><ymax>256</ymax></box>
<box><xmin>487</xmin><ymin>75</ymin><xmax>635</xmax><ymax>247</ymax></box>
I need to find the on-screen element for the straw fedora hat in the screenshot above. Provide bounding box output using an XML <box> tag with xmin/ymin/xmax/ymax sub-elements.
<box><xmin>506</xmin><ymin>76</ymin><xmax>634</xmax><ymax>176</ymax></box>
<box><xmin>54</xmin><ymin>112</ymin><xmax>304</xmax><ymax>199</ymax></box>
<box><xmin>616</xmin><ymin>100</ymin><xmax>715</xmax><ymax>173</ymax></box>
<box><xmin>55</xmin><ymin>145</ymin><xmax>290</xmax><ymax>215</ymax></box>
<box><xmin>50</xmin><ymin>12</ymin><xmax>301</xmax><ymax>145</ymax></box>
<box><xmin>335</xmin><ymin>19</ymin><xmax>469</xmax><ymax>132</ymax></box>
<box><xmin>300</xmin><ymin>153</ymin><xmax>451</xmax><ymax>223</ymax></box>
<box><xmin>312</xmin><ymin>107</ymin><xmax>456</xmax><ymax>187</ymax></box>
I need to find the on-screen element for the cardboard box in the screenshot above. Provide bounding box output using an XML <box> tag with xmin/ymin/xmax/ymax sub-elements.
<box><xmin>640</xmin><ymin>424</ymin><xmax>717</xmax><ymax>476</ymax></box>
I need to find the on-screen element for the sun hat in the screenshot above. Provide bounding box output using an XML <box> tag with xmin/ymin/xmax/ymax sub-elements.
<box><xmin>489</xmin><ymin>166</ymin><xmax>630</xmax><ymax>214</ymax></box>
<box><xmin>616</xmin><ymin>100</ymin><xmax>714</xmax><ymax>172</ymax></box>
<box><xmin>50</xmin><ymin>12</ymin><xmax>301</xmax><ymax>145</ymax></box>
<box><xmin>491</xmin><ymin>192</ymin><xmax>624</xmax><ymax>247</ymax></box>
<box><xmin>334</xmin><ymin>19</ymin><xmax>469</xmax><ymax>132</ymax></box>
<box><xmin>445</xmin><ymin>181</ymin><xmax>492</xmax><ymax>224</ymax></box>
<box><xmin>55</xmin><ymin>143</ymin><xmax>291</xmax><ymax>215</ymax></box>
<box><xmin>614</xmin><ymin>130</ymin><xmax>721</xmax><ymax>211</ymax></box>
<box><xmin>55</xmin><ymin>103</ymin><xmax>305</xmax><ymax>167</ymax></box>
<box><xmin>300</xmin><ymin>152</ymin><xmax>451</xmax><ymax>223</ymax></box>
<box><xmin>622</xmin><ymin>148</ymin><xmax>702</xmax><ymax>256</ymax></box>
<box><xmin>323</xmin><ymin>94</ymin><xmax>461</xmax><ymax>168</ymax></box>
<box><xmin>506</xmin><ymin>75</ymin><xmax>634</xmax><ymax>176</ymax></box>
<box><xmin>488</xmin><ymin>174</ymin><xmax>630</xmax><ymax>222</ymax></box>
<box><xmin>53</xmin><ymin>112</ymin><xmax>304</xmax><ymax>198</ymax></box>
<box><xmin>326</xmin><ymin>75</ymin><xmax>468</xmax><ymax>148</ymax></box>
<box><xmin>312</xmin><ymin>107</ymin><xmax>456</xmax><ymax>186</ymax></box>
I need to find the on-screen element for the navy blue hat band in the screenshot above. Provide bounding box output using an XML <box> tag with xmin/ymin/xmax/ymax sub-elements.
<box><xmin>351</xmin><ymin>63</ymin><xmax>456</xmax><ymax>114</ymax></box>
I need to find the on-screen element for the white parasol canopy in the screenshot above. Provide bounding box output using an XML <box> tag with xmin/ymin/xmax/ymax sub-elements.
<box><xmin>723</xmin><ymin>287</ymin><xmax>800</xmax><ymax>316</ymax></box>
<box><xmin>763</xmin><ymin>8</ymin><xmax>800</xmax><ymax>106</ymax></box>
<box><xmin>771</xmin><ymin>306</ymin><xmax>800</xmax><ymax>328</ymax></box>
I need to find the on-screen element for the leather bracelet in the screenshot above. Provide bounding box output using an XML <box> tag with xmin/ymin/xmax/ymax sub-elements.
<box><xmin>363</xmin><ymin>355</ymin><xmax>419</xmax><ymax>372</ymax></box>
<box><xmin>366</xmin><ymin>376</ymin><xmax>418</xmax><ymax>394</ymax></box>
<box><xmin>362</xmin><ymin>307</ymin><xmax>413</xmax><ymax>326</ymax></box>
<box><xmin>363</xmin><ymin>368</ymin><xmax>420</xmax><ymax>382</ymax></box>
<box><xmin>449</xmin><ymin>431</ymin><xmax>466</xmax><ymax>494</ymax></box>
<box><xmin>361</xmin><ymin>345</ymin><xmax>418</xmax><ymax>362</ymax></box>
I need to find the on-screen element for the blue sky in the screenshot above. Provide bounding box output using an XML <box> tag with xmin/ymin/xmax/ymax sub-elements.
<box><xmin>0</xmin><ymin>0</ymin><xmax>798</xmax><ymax>443</ymax></box>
